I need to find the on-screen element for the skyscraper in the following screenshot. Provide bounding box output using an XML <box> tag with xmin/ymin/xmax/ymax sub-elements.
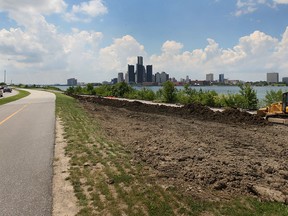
<box><xmin>118</xmin><ymin>72</ymin><xmax>124</xmax><ymax>83</ymax></box>
<box><xmin>137</xmin><ymin>56</ymin><xmax>143</xmax><ymax>65</ymax></box>
<box><xmin>128</xmin><ymin>64</ymin><xmax>135</xmax><ymax>83</ymax></box>
<box><xmin>136</xmin><ymin>56</ymin><xmax>144</xmax><ymax>83</ymax></box>
<box><xmin>219</xmin><ymin>74</ymin><xmax>224</xmax><ymax>83</ymax></box>
<box><xmin>146</xmin><ymin>65</ymin><xmax>153</xmax><ymax>82</ymax></box>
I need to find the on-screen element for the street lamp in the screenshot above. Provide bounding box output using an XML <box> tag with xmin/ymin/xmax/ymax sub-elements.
<box><xmin>4</xmin><ymin>69</ymin><xmax>6</xmax><ymax>84</ymax></box>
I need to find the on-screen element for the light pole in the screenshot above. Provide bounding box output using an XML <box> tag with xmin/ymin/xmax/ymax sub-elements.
<box><xmin>4</xmin><ymin>69</ymin><xmax>6</xmax><ymax>84</ymax></box>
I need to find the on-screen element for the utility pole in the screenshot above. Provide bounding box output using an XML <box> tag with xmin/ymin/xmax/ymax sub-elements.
<box><xmin>4</xmin><ymin>70</ymin><xmax>6</xmax><ymax>84</ymax></box>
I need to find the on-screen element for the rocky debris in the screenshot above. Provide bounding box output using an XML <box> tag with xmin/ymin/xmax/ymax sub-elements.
<box><xmin>247</xmin><ymin>184</ymin><xmax>288</xmax><ymax>203</ymax></box>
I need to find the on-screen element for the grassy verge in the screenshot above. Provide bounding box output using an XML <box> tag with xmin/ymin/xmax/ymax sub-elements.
<box><xmin>55</xmin><ymin>93</ymin><xmax>288</xmax><ymax>216</ymax></box>
<box><xmin>0</xmin><ymin>89</ymin><xmax>30</xmax><ymax>105</ymax></box>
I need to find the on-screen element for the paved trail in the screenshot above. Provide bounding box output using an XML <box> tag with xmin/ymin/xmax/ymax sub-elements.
<box><xmin>0</xmin><ymin>89</ymin><xmax>55</xmax><ymax>216</ymax></box>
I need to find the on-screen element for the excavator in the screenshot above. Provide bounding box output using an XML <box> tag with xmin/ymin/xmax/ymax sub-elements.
<box><xmin>257</xmin><ymin>92</ymin><xmax>288</xmax><ymax>124</ymax></box>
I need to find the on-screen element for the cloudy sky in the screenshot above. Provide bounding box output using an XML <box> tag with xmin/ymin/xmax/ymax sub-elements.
<box><xmin>0</xmin><ymin>0</ymin><xmax>288</xmax><ymax>84</ymax></box>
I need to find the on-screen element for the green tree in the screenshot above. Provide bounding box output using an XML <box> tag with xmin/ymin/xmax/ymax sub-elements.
<box><xmin>264</xmin><ymin>89</ymin><xmax>283</xmax><ymax>106</ymax></box>
<box><xmin>162</xmin><ymin>81</ymin><xmax>177</xmax><ymax>103</ymax></box>
<box><xmin>112</xmin><ymin>82</ymin><xmax>133</xmax><ymax>97</ymax></box>
<box><xmin>66</xmin><ymin>86</ymin><xmax>75</xmax><ymax>95</ymax></box>
<box><xmin>239</xmin><ymin>83</ymin><xmax>258</xmax><ymax>109</ymax></box>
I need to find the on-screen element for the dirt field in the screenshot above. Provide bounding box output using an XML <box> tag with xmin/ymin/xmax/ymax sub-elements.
<box><xmin>77</xmin><ymin>96</ymin><xmax>288</xmax><ymax>204</ymax></box>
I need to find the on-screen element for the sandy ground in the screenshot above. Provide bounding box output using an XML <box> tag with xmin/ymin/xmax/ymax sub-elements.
<box><xmin>78</xmin><ymin>96</ymin><xmax>288</xmax><ymax>203</ymax></box>
<box><xmin>52</xmin><ymin>118</ymin><xmax>79</xmax><ymax>216</ymax></box>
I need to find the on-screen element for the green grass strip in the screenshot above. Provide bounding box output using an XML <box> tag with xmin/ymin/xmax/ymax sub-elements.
<box><xmin>0</xmin><ymin>89</ymin><xmax>30</xmax><ymax>105</ymax></box>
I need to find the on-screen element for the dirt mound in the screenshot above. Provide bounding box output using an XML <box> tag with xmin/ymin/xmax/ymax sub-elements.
<box><xmin>74</xmin><ymin>95</ymin><xmax>268</xmax><ymax>126</ymax></box>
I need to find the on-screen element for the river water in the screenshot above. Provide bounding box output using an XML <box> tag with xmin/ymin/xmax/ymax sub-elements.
<box><xmin>135</xmin><ymin>85</ymin><xmax>288</xmax><ymax>100</ymax></box>
<box><xmin>54</xmin><ymin>85</ymin><xmax>288</xmax><ymax>100</ymax></box>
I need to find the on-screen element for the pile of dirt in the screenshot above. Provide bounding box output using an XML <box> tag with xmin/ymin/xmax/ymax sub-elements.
<box><xmin>74</xmin><ymin>95</ymin><xmax>268</xmax><ymax>126</ymax></box>
<box><xmin>79</xmin><ymin>98</ymin><xmax>288</xmax><ymax>203</ymax></box>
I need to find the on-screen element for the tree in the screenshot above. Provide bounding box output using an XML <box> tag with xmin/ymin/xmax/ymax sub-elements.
<box><xmin>264</xmin><ymin>89</ymin><xmax>283</xmax><ymax>106</ymax></box>
<box><xmin>239</xmin><ymin>83</ymin><xmax>258</xmax><ymax>109</ymax></box>
<box><xmin>162</xmin><ymin>81</ymin><xmax>176</xmax><ymax>103</ymax></box>
<box><xmin>112</xmin><ymin>82</ymin><xmax>133</xmax><ymax>97</ymax></box>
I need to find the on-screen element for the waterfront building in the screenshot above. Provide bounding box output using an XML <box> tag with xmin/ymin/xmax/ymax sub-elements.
<box><xmin>111</xmin><ymin>78</ymin><xmax>117</xmax><ymax>84</ymax></box>
<box><xmin>136</xmin><ymin>56</ymin><xmax>145</xmax><ymax>83</ymax></box>
<box><xmin>146</xmin><ymin>65</ymin><xmax>153</xmax><ymax>82</ymax></box>
<box><xmin>267</xmin><ymin>72</ymin><xmax>279</xmax><ymax>83</ymax></box>
<box><xmin>160</xmin><ymin>72</ymin><xmax>169</xmax><ymax>83</ymax></box>
<box><xmin>128</xmin><ymin>64</ymin><xmax>135</xmax><ymax>83</ymax></box>
<box><xmin>67</xmin><ymin>78</ymin><xmax>77</xmax><ymax>86</ymax></box>
<box><xmin>137</xmin><ymin>56</ymin><xmax>143</xmax><ymax>65</ymax></box>
<box><xmin>283</xmin><ymin>77</ymin><xmax>288</xmax><ymax>85</ymax></box>
<box><xmin>155</xmin><ymin>72</ymin><xmax>161</xmax><ymax>83</ymax></box>
<box><xmin>219</xmin><ymin>74</ymin><xmax>224</xmax><ymax>83</ymax></box>
<box><xmin>206</xmin><ymin>73</ymin><xmax>214</xmax><ymax>82</ymax></box>
<box><xmin>118</xmin><ymin>72</ymin><xmax>124</xmax><ymax>83</ymax></box>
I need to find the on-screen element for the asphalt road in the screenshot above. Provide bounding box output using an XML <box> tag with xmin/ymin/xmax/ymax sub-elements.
<box><xmin>0</xmin><ymin>89</ymin><xmax>55</xmax><ymax>216</ymax></box>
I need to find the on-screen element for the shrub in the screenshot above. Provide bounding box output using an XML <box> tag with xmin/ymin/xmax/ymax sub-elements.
<box><xmin>239</xmin><ymin>83</ymin><xmax>258</xmax><ymax>109</ymax></box>
<box><xmin>264</xmin><ymin>89</ymin><xmax>283</xmax><ymax>106</ymax></box>
<box><xmin>162</xmin><ymin>81</ymin><xmax>177</xmax><ymax>103</ymax></box>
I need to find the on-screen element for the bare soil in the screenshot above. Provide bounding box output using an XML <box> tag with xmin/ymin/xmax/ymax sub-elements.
<box><xmin>53</xmin><ymin>118</ymin><xmax>79</xmax><ymax>216</ymax></box>
<box><xmin>77</xmin><ymin>96</ymin><xmax>288</xmax><ymax>203</ymax></box>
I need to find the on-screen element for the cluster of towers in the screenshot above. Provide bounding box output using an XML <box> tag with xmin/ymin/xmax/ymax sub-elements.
<box><xmin>127</xmin><ymin>56</ymin><xmax>153</xmax><ymax>84</ymax></box>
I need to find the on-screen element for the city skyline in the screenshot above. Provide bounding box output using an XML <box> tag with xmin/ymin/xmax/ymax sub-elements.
<box><xmin>0</xmin><ymin>1</ymin><xmax>288</xmax><ymax>84</ymax></box>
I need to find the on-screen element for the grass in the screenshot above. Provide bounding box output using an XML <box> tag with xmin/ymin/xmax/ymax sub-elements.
<box><xmin>0</xmin><ymin>89</ymin><xmax>30</xmax><ymax>105</ymax></box>
<box><xmin>55</xmin><ymin>92</ymin><xmax>288</xmax><ymax>216</ymax></box>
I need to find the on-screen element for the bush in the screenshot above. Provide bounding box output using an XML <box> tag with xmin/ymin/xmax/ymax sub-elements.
<box><xmin>264</xmin><ymin>89</ymin><xmax>283</xmax><ymax>106</ymax></box>
<box><xmin>95</xmin><ymin>85</ymin><xmax>113</xmax><ymax>96</ymax></box>
<box><xmin>239</xmin><ymin>83</ymin><xmax>258</xmax><ymax>109</ymax></box>
<box><xmin>128</xmin><ymin>88</ymin><xmax>156</xmax><ymax>101</ymax></box>
<box><xmin>162</xmin><ymin>81</ymin><xmax>177</xmax><ymax>103</ymax></box>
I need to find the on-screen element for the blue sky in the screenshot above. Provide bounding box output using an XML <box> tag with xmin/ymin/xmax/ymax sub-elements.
<box><xmin>0</xmin><ymin>0</ymin><xmax>288</xmax><ymax>84</ymax></box>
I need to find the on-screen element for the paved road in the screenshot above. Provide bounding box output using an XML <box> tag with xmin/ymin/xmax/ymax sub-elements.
<box><xmin>0</xmin><ymin>89</ymin><xmax>55</xmax><ymax>216</ymax></box>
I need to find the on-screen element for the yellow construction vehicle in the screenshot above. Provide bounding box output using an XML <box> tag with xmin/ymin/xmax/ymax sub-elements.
<box><xmin>257</xmin><ymin>92</ymin><xmax>288</xmax><ymax>124</ymax></box>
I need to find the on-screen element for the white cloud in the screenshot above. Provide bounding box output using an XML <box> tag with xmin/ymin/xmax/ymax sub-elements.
<box><xmin>273</xmin><ymin>0</ymin><xmax>288</xmax><ymax>4</ymax></box>
<box><xmin>161</xmin><ymin>40</ymin><xmax>183</xmax><ymax>55</ymax></box>
<box><xmin>149</xmin><ymin>29</ymin><xmax>288</xmax><ymax>81</ymax></box>
<box><xmin>65</xmin><ymin>0</ymin><xmax>108</xmax><ymax>22</ymax></box>
<box><xmin>97</xmin><ymin>35</ymin><xmax>146</xmax><ymax>80</ymax></box>
<box><xmin>0</xmin><ymin>0</ymin><xmax>67</xmax><ymax>15</ymax></box>
<box><xmin>234</xmin><ymin>0</ymin><xmax>288</xmax><ymax>16</ymax></box>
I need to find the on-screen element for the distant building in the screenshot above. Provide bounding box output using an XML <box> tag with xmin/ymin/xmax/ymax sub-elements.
<box><xmin>136</xmin><ymin>56</ymin><xmax>145</xmax><ymax>83</ymax></box>
<box><xmin>206</xmin><ymin>73</ymin><xmax>214</xmax><ymax>82</ymax></box>
<box><xmin>160</xmin><ymin>72</ymin><xmax>169</xmax><ymax>83</ymax></box>
<box><xmin>67</xmin><ymin>78</ymin><xmax>77</xmax><ymax>86</ymax></box>
<box><xmin>283</xmin><ymin>77</ymin><xmax>288</xmax><ymax>85</ymax></box>
<box><xmin>128</xmin><ymin>64</ymin><xmax>135</xmax><ymax>83</ymax></box>
<box><xmin>137</xmin><ymin>56</ymin><xmax>143</xmax><ymax>65</ymax></box>
<box><xmin>155</xmin><ymin>72</ymin><xmax>161</xmax><ymax>83</ymax></box>
<box><xmin>146</xmin><ymin>65</ymin><xmax>153</xmax><ymax>82</ymax></box>
<box><xmin>111</xmin><ymin>78</ymin><xmax>117</xmax><ymax>85</ymax></box>
<box><xmin>267</xmin><ymin>72</ymin><xmax>279</xmax><ymax>83</ymax></box>
<box><xmin>219</xmin><ymin>74</ymin><xmax>224</xmax><ymax>83</ymax></box>
<box><xmin>118</xmin><ymin>72</ymin><xmax>124</xmax><ymax>83</ymax></box>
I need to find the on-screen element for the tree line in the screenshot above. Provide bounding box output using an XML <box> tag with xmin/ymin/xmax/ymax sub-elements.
<box><xmin>66</xmin><ymin>81</ymin><xmax>284</xmax><ymax>110</ymax></box>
